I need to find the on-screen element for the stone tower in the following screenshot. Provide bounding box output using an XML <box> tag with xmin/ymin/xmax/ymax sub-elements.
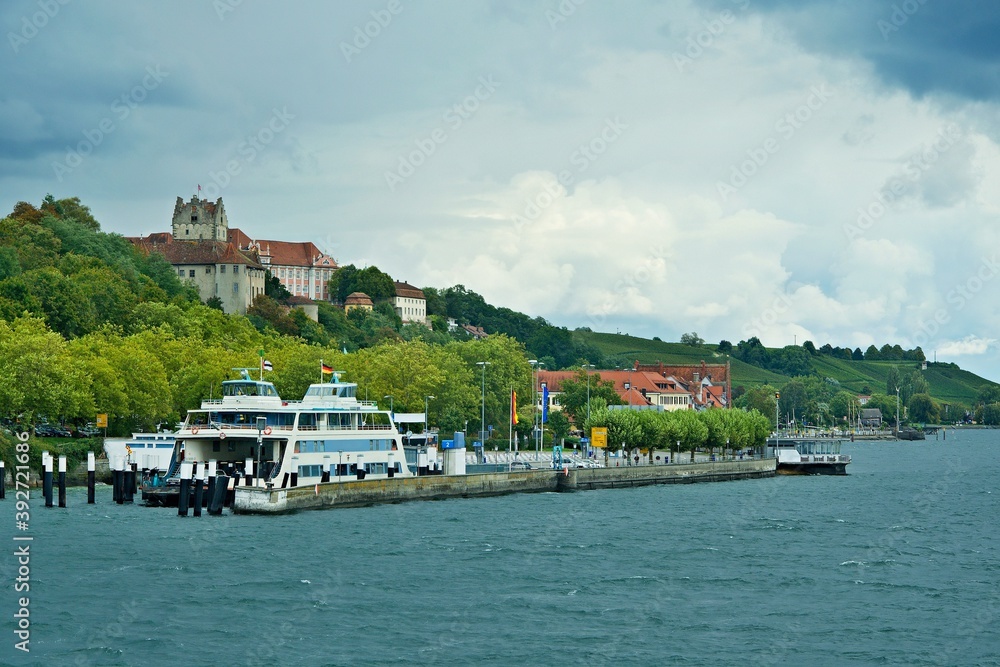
<box><xmin>171</xmin><ymin>195</ymin><xmax>228</xmax><ymax>241</ymax></box>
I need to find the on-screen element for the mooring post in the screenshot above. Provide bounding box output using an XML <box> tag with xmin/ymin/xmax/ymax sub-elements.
<box><xmin>290</xmin><ymin>456</ymin><xmax>298</xmax><ymax>488</ymax></box>
<box><xmin>123</xmin><ymin>462</ymin><xmax>134</xmax><ymax>503</ymax></box>
<box><xmin>43</xmin><ymin>453</ymin><xmax>53</xmax><ymax>508</ymax></box>
<box><xmin>206</xmin><ymin>459</ymin><xmax>217</xmax><ymax>506</ymax></box>
<box><xmin>245</xmin><ymin>457</ymin><xmax>254</xmax><ymax>486</ymax></box>
<box><xmin>0</xmin><ymin>459</ymin><xmax>6</xmax><ymax>500</ymax></box>
<box><xmin>177</xmin><ymin>461</ymin><xmax>192</xmax><ymax>516</ymax></box>
<box><xmin>192</xmin><ymin>463</ymin><xmax>204</xmax><ymax>517</ymax></box>
<box><xmin>87</xmin><ymin>452</ymin><xmax>95</xmax><ymax>504</ymax></box>
<box><xmin>322</xmin><ymin>455</ymin><xmax>331</xmax><ymax>483</ymax></box>
<box><xmin>57</xmin><ymin>455</ymin><xmax>67</xmax><ymax>508</ymax></box>
<box><xmin>208</xmin><ymin>473</ymin><xmax>228</xmax><ymax>515</ymax></box>
<box><xmin>113</xmin><ymin>457</ymin><xmax>124</xmax><ymax>504</ymax></box>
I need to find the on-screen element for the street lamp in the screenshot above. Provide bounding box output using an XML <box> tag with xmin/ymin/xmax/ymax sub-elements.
<box><xmin>383</xmin><ymin>395</ymin><xmax>393</xmax><ymax>414</ymax></box>
<box><xmin>476</xmin><ymin>362</ymin><xmax>490</xmax><ymax>445</ymax></box>
<box><xmin>424</xmin><ymin>395</ymin><xmax>435</xmax><ymax>433</ymax></box>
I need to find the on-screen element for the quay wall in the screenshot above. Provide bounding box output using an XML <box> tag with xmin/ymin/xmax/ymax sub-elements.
<box><xmin>233</xmin><ymin>459</ymin><xmax>776</xmax><ymax>514</ymax></box>
<box><xmin>559</xmin><ymin>458</ymin><xmax>774</xmax><ymax>491</ymax></box>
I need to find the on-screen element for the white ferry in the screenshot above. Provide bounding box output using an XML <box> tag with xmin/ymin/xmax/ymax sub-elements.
<box><xmin>764</xmin><ymin>436</ymin><xmax>851</xmax><ymax>475</ymax></box>
<box><xmin>142</xmin><ymin>370</ymin><xmax>411</xmax><ymax>506</ymax></box>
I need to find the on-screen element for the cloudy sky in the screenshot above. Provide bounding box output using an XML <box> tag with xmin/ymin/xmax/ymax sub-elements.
<box><xmin>3</xmin><ymin>0</ymin><xmax>1000</xmax><ymax>378</ymax></box>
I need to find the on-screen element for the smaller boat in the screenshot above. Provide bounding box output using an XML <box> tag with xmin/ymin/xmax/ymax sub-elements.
<box><xmin>104</xmin><ymin>432</ymin><xmax>177</xmax><ymax>472</ymax></box>
<box><xmin>765</xmin><ymin>436</ymin><xmax>850</xmax><ymax>475</ymax></box>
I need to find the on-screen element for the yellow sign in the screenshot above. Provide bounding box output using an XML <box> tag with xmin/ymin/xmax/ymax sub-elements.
<box><xmin>96</xmin><ymin>414</ymin><xmax>108</xmax><ymax>428</ymax></box>
<box><xmin>591</xmin><ymin>426</ymin><xmax>607</xmax><ymax>449</ymax></box>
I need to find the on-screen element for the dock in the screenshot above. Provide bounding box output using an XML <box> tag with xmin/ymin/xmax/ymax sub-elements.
<box><xmin>232</xmin><ymin>458</ymin><xmax>776</xmax><ymax>514</ymax></box>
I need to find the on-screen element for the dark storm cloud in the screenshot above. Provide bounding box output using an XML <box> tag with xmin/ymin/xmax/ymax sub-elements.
<box><xmin>706</xmin><ymin>0</ymin><xmax>1000</xmax><ymax>100</ymax></box>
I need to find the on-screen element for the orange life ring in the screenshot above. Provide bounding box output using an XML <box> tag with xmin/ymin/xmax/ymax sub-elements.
<box><xmin>191</xmin><ymin>426</ymin><xmax>200</xmax><ymax>434</ymax></box>
<box><xmin>219</xmin><ymin>431</ymin><xmax>227</xmax><ymax>440</ymax></box>
<box><xmin>263</xmin><ymin>426</ymin><xmax>272</xmax><ymax>435</ymax></box>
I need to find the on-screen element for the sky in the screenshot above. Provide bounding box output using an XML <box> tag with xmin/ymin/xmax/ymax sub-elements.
<box><xmin>2</xmin><ymin>0</ymin><xmax>1000</xmax><ymax>379</ymax></box>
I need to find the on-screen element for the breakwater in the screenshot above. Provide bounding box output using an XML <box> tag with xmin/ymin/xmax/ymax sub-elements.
<box><xmin>233</xmin><ymin>458</ymin><xmax>776</xmax><ymax>514</ymax></box>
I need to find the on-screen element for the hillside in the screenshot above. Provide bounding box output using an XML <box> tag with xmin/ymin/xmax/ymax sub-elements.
<box><xmin>573</xmin><ymin>331</ymin><xmax>997</xmax><ymax>407</ymax></box>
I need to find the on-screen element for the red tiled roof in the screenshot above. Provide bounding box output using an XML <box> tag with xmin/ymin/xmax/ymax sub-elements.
<box><xmin>228</xmin><ymin>227</ymin><xmax>337</xmax><ymax>269</ymax></box>
<box><xmin>394</xmin><ymin>281</ymin><xmax>425</xmax><ymax>299</ymax></box>
<box><xmin>344</xmin><ymin>292</ymin><xmax>372</xmax><ymax>306</ymax></box>
<box><xmin>157</xmin><ymin>240</ymin><xmax>261</xmax><ymax>267</ymax></box>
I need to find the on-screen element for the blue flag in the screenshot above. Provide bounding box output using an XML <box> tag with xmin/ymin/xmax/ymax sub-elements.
<box><xmin>542</xmin><ymin>384</ymin><xmax>549</xmax><ymax>423</ymax></box>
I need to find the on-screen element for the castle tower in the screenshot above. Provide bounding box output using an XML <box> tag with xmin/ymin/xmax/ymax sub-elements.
<box><xmin>171</xmin><ymin>195</ymin><xmax>228</xmax><ymax>241</ymax></box>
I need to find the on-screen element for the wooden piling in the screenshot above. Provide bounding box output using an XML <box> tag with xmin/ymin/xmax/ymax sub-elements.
<box><xmin>43</xmin><ymin>453</ymin><xmax>53</xmax><ymax>508</ymax></box>
<box><xmin>57</xmin><ymin>455</ymin><xmax>67</xmax><ymax>508</ymax></box>
<box><xmin>87</xmin><ymin>452</ymin><xmax>95</xmax><ymax>504</ymax></box>
<box><xmin>193</xmin><ymin>464</ymin><xmax>205</xmax><ymax>517</ymax></box>
<box><xmin>177</xmin><ymin>461</ymin><xmax>192</xmax><ymax>516</ymax></box>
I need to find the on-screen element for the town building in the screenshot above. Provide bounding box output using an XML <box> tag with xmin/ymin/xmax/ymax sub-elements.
<box><xmin>344</xmin><ymin>291</ymin><xmax>373</xmax><ymax>314</ymax></box>
<box><xmin>535</xmin><ymin>361</ymin><xmax>730</xmax><ymax>419</ymax></box>
<box><xmin>392</xmin><ymin>281</ymin><xmax>427</xmax><ymax>324</ymax></box>
<box><xmin>228</xmin><ymin>228</ymin><xmax>337</xmax><ymax>301</ymax></box>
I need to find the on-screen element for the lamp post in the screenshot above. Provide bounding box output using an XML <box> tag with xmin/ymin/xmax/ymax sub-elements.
<box><xmin>627</xmin><ymin>367</ymin><xmax>635</xmax><ymax>407</ymax></box>
<box><xmin>530</xmin><ymin>360</ymin><xmax>543</xmax><ymax>452</ymax></box>
<box><xmin>424</xmin><ymin>395</ymin><xmax>435</xmax><ymax>433</ymax></box>
<box><xmin>255</xmin><ymin>416</ymin><xmax>266</xmax><ymax>487</ymax></box>
<box><xmin>476</xmin><ymin>361</ymin><xmax>490</xmax><ymax>446</ymax></box>
<box><xmin>383</xmin><ymin>395</ymin><xmax>394</xmax><ymax>415</ymax></box>
<box><xmin>895</xmin><ymin>385</ymin><xmax>900</xmax><ymax>435</ymax></box>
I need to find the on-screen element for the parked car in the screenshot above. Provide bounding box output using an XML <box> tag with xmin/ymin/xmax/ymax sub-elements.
<box><xmin>509</xmin><ymin>461</ymin><xmax>533</xmax><ymax>470</ymax></box>
<box><xmin>75</xmin><ymin>426</ymin><xmax>100</xmax><ymax>438</ymax></box>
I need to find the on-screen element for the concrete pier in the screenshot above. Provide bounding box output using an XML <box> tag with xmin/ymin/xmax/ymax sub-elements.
<box><xmin>233</xmin><ymin>458</ymin><xmax>776</xmax><ymax>514</ymax></box>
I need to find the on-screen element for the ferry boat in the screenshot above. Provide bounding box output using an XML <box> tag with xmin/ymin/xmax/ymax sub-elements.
<box><xmin>142</xmin><ymin>370</ymin><xmax>411</xmax><ymax>506</ymax></box>
<box><xmin>104</xmin><ymin>432</ymin><xmax>177</xmax><ymax>471</ymax></box>
<box><xmin>765</xmin><ymin>436</ymin><xmax>851</xmax><ymax>475</ymax></box>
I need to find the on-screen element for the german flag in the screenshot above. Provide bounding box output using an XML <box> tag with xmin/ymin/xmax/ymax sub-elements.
<box><xmin>321</xmin><ymin>363</ymin><xmax>334</xmax><ymax>375</ymax></box>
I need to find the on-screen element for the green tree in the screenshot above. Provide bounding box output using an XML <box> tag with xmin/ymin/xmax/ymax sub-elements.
<box><xmin>907</xmin><ymin>393</ymin><xmax>939</xmax><ymax>423</ymax></box>
<box><xmin>680</xmin><ymin>332</ymin><xmax>704</xmax><ymax>346</ymax></box>
<box><xmin>548</xmin><ymin>410</ymin><xmax>571</xmax><ymax>442</ymax></box>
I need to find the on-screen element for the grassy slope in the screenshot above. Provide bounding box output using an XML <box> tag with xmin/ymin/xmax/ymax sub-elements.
<box><xmin>574</xmin><ymin>332</ymin><xmax>787</xmax><ymax>385</ymax></box>
<box><xmin>575</xmin><ymin>331</ymin><xmax>997</xmax><ymax>406</ymax></box>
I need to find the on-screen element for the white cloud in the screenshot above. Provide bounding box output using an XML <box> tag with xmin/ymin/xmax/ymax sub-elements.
<box><xmin>937</xmin><ymin>336</ymin><xmax>998</xmax><ymax>357</ymax></box>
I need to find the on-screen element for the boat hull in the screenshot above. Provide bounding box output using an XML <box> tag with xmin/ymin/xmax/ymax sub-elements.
<box><xmin>777</xmin><ymin>462</ymin><xmax>848</xmax><ymax>476</ymax></box>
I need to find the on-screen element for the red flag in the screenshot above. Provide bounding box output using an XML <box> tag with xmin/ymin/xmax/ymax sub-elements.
<box><xmin>511</xmin><ymin>390</ymin><xmax>518</xmax><ymax>425</ymax></box>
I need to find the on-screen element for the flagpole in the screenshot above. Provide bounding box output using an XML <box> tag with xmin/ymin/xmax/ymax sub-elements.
<box><xmin>319</xmin><ymin>358</ymin><xmax>323</xmax><ymax>384</ymax></box>
<box><xmin>509</xmin><ymin>385</ymin><xmax>513</xmax><ymax>454</ymax></box>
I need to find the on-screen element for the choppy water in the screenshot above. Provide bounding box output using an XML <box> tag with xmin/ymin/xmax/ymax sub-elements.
<box><xmin>2</xmin><ymin>430</ymin><xmax>999</xmax><ymax>666</ymax></box>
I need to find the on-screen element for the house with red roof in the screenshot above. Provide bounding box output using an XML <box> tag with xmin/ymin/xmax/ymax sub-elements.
<box><xmin>228</xmin><ymin>227</ymin><xmax>337</xmax><ymax>302</ymax></box>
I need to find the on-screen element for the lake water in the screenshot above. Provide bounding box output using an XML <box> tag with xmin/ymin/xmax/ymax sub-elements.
<box><xmin>2</xmin><ymin>430</ymin><xmax>998</xmax><ymax>666</ymax></box>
